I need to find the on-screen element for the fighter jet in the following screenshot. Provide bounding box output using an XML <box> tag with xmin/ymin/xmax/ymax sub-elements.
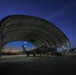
<box><xmin>22</xmin><ymin>45</ymin><xmax>36</xmax><ymax>56</ymax></box>
<box><xmin>22</xmin><ymin>45</ymin><xmax>56</xmax><ymax>57</ymax></box>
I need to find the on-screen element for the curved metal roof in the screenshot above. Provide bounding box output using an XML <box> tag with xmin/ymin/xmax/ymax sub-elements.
<box><xmin>0</xmin><ymin>15</ymin><xmax>71</xmax><ymax>49</ymax></box>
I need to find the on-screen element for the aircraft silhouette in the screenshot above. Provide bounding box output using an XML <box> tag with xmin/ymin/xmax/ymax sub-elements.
<box><xmin>22</xmin><ymin>45</ymin><xmax>56</xmax><ymax>57</ymax></box>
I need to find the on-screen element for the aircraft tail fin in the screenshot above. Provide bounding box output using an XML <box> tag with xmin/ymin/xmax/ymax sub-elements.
<box><xmin>22</xmin><ymin>45</ymin><xmax>26</xmax><ymax>54</ymax></box>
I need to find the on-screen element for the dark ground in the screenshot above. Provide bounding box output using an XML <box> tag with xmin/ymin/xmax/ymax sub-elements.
<box><xmin>0</xmin><ymin>55</ymin><xmax>76</xmax><ymax>75</ymax></box>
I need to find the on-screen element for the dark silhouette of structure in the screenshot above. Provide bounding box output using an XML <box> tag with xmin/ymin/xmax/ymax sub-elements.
<box><xmin>0</xmin><ymin>15</ymin><xmax>71</xmax><ymax>57</ymax></box>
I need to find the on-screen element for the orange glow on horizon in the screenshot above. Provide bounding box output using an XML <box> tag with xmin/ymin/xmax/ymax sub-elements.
<box><xmin>2</xmin><ymin>49</ymin><xmax>22</xmax><ymax>53</ymax></box>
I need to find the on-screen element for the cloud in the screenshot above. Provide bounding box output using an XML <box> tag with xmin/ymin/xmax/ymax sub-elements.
<box><xmin>46</xmin><ymin>1</ymin><xmax>76</xmax><ymax>21</ymax></box>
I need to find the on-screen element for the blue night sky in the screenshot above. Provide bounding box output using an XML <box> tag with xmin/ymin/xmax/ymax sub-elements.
<box><xmin>0</xmin><ymin>0</ymin><xmax>76</xmax><ymax>50</ymax></box>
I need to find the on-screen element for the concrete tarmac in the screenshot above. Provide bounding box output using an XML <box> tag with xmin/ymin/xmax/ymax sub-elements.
<box><xmin>0</xmin><ymin>55</ymin><xmax>76</xmax><ymax>75</ymax></box>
